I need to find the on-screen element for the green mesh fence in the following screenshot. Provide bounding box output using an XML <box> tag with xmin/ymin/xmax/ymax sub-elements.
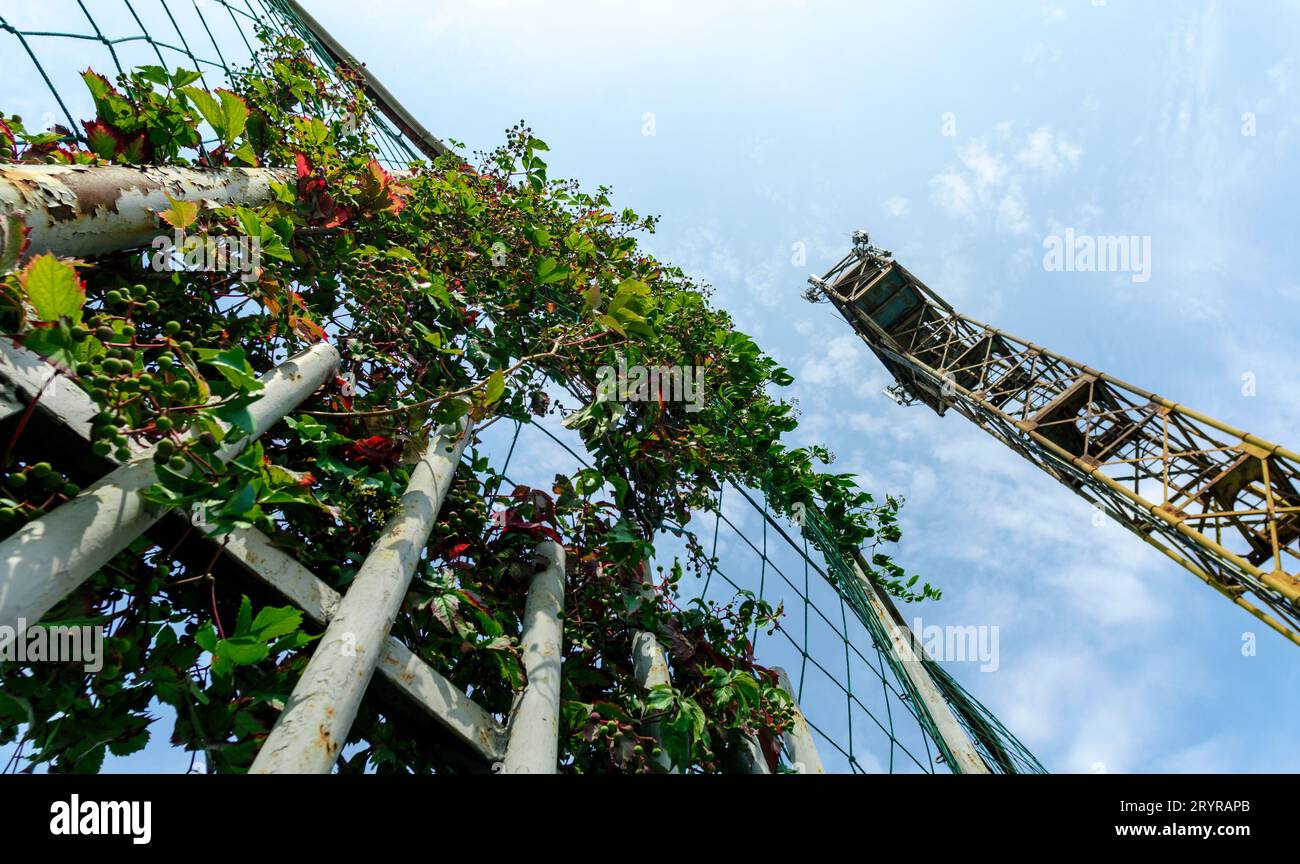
<box><xmin>0</xmin><ymin>0</ymin><xmax>1045</xmax><ymax>774</ymax></box>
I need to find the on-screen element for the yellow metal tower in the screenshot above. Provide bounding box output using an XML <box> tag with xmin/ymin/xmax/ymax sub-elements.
<box><xmin>812</xmin><ymin>234</ymin><xmax>1300</xmax><ymax>646</ymax></box>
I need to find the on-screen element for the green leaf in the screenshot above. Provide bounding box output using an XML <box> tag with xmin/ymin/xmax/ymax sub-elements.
<box><xmin>19</xmin><ymin>255</ymin><xmax>84</xmax><ymax>323</ymax></box>
<box><xmin>21</xmin><ymin>324</ymin><xmax>77</xmax><ymax>368</ymax></box>
<box><xmin>235</xmin><ymin>595</ymin><xmax>254</xmax><ymax>634</ymax></box>
<box><xmin>134</xmin><ymin>65</ymin><xmax>172</xmax><ymax>86</ymax></box>
<box><xmin>197</xmin><ymin>346</ymin><xmax>263</xmax><ymax>392</ymax></box>
<box><xmin>646</xmin><ymin>684</ymin><xmax>676</xmax><ymax>713</ymax></box>
<box><xmin>216</xmin><ymin>635</ymin><xmax>270</xmax><ymax>666</ymax></box>
<box><xmin>212</xmin><ymin>393</ymin><xmax>260</xmax><ymax>435</ymax></box>
<box><xmin>170</xmin><ymin>68</ymin><xmax>204</xmax><ymax>89</ymax></box>
<box><xmin>216</xmin><ymin>90</ymin><xmax>249</xmax><ymax>143</ymax></box>
<box><xmin>184</xmin><ymin>87</ymin><xmax>248</xmax><ymax>147</ymax></box>
<box><xmin>596</xmin><ymin>314</ymin><xmax>626</xmax><ymax>337</ymax></box>
<box><xmin>483</xmin><ymin>370</ymin><xmax>505</xmax><ymax>405</ymax></box>
<box><xmin>249</xmin><ymin>606</ymin><xmax>303</xmax><ymax>642</ymax></box>
<box><xmin>536</xmin><ymin>257</ymin><xmax>568</xmax><ymax>284</ymax></box>
<box><xmin>158</xmin><ymin>194</ymin><xmax>200</xmax><ymax>230</ymax></box>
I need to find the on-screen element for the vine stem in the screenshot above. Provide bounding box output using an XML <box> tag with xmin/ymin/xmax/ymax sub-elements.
<box><xmin>298</xmin><ymin>331</ymin><xmax>600</xmax><ymax>419</ymax></box>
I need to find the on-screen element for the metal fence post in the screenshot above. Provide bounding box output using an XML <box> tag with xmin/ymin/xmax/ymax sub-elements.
<box><xmin>250</xmin><ymin>421</ymin><xmax>471</xmax><ymax>773</ymax></box>
<box><xmin>501</xmin><ymin>540</ymin><xmax>566</xmax><ymax>774</ymax></box>
<box><xmin>849</xmin><ymin>554</ymin><xmax>991</xmax><ymax>774</ymax></box>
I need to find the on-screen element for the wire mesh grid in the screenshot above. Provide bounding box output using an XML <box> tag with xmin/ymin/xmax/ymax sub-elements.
<box><xmin>0</xmin><ymin>0</ymin><xmax>1044</xmax><ymax>773</ymax></box>
<box><xmin>0</xmin><ymin>0</ymin><xmax>422</xmax><ymax>168</ymax></box>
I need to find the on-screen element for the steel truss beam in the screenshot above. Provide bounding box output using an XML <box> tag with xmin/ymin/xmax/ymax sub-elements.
<box><xmin>821</xmin><ymin>253</ymin><xmax>1300</xmax><ymax>646</ymax></box>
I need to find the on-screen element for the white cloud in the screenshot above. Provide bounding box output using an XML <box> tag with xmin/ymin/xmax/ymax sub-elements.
<box><xmin>927</xmin><ymin>124</ymin><xmax>1082</xmax><ymax>235</ymax></box>
<box><xmin>884</xmin><ymin>196</ymin><xmax>910</xmax><ymax>217</ymax></box>
<box><xmin>1015</xmin><ymin>126</ymin><xmax>1083</xmax><ymax>176</ymax></box>
<box><xmin>929</xmin><ymin>171</ymin><xmax>976</xmax><ymax>220</ymax></box>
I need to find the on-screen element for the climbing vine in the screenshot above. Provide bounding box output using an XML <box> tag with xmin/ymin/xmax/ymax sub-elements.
<box><xmin>0</xmin><ymin>31</ymin><xmax>935</xmax><ymax>773</ymax></box>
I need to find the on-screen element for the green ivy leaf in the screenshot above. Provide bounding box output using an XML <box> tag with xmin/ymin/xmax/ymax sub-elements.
<box><xmin>483</xmin><ymin>370</ymin><xmax>505</xmax><ymax>405</ymax></box>
<box><xmin>19</xmin><ymin>254</ymin><xmax>84</xmax><ymax>323</ymax></box>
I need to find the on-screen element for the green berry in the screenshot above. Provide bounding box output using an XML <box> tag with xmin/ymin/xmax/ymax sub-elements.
<box><xmin>91</xmin><ymin>440</ymin><xmax>112</xmax><ymax>457</ymax></box>
<box><xmin>156</xmin><ymin>439</ymin><xmax>176</xmax><ymax>457</ymax></box>
<box><xmin>168</xmin><ymin>380</ymin><xmax>191</xmax><ymax>398</ymax></box>
<box><xmin>94</xmin><ymin>326</ymin><xmax>114</xmax><ymax>342</ymax></box>
<box><xmin>131</xmin><ymin>283</ymin><xmax>148</xmax><ymax>299</ymax></box>
<box><xmin>121</xmin><ymin>324</ymin><xmax>136</xmax><ymax>339</ymax></box>
<box><xmin>75</xmin><ymin>363</ymin><xmax>93</xmax><ymax>377</ymax></box>
<box><xmin>70</xmin><ymin>326</ymin><xmax>89</xmax><ymax>342</ymax></box>
<box><xmin>30</xmin><ymin>462</ymin><xmax>51</xmax><ymax>478</ymax></box>
<box><xmin>198</xmin><ymin>431</ymin><xmax>217</xmax><ymax>449</ymax></box>
<box><xmin>115</xmin><ymin>447</ymin><xmax>132</xmax><ymax>461</ymax></box>
<box><xmin>154</xmin><ymin>416</ymin><xmax>173</xmax><ymax>433</ymax></box>
<box><xmin>62</xmin><ymin>482</ymin><xmax>80</xmax><ymax>496</ymax></box>
<box><xmin>164</xmin><ymin>321</ymin><xmax>182</xmax><ymax>336</ymax></box>
<box><xmin>167</xmin><ymin>455</ymin><xmax>187</xmax><ymax>471</ymax></box>
<box><xmin>145</xmin><ymin>300</ymin><xmax>160</xmax><ymax>313</ymax></box>
<box><xmin>7</xmin><ymin>473</ymin><xmax>27</xmax><ymax>488</ymax></box>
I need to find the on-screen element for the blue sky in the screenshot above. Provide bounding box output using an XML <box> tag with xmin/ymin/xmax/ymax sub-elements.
<box><xmin>3</xmin><ymin>0</ymin><xmax>1300</xmax><ymax>773</ymax></box>
<box><xmin>327</xmin><ymin>0</ymin><xmax>1297</xmax><ymax>773</ymax></box>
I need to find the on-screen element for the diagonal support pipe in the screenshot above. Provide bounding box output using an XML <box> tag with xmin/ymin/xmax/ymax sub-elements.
<box><xmin>250</xmin><ymin>420</ymin><xmax>471</xmax><ymax>774</ymax></box>
<box><xmin>0</xmin><ymin>342</ymin><xmax>338</xmax><ymax>644</ymax></box>
<box><xmin>0</xmin><ymin>339</ymin><xmax>504</xmax><ymax>761</ymax></box>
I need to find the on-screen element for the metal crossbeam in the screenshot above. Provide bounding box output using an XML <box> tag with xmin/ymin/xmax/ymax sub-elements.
<box><xmin>0</xmin><ymin>164</ymin><xmax>290</xmax><ymax>259</ymax></box>
<box><xmin>0</xmin><ymin>341</ymin><xmax>338</xmax><ymax>640</ymax></box>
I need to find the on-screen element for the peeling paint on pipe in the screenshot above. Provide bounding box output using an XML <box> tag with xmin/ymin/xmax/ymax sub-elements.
<box><xmin>250</xmin><ymin>420</ymin><xmax>471</xmax><ymax>774</ymax></box>
<box><xmin>0</xmin><ymin>163</ymin><xmax>291</xmax><ymax>259</ymax></box>
<box><xmin>502</xmin><ymin>541</ymin><xmax>566</xmax><ymax>774</ymax></box>
<box><xmin>631</xmin><ymin>630</ymin><xmax>675</xmax><ymax>772</ymax></box>
<box><xmin>0</xmin><ymin>342</ymin><xmax>338</xmax><ymax>644</ymax></box>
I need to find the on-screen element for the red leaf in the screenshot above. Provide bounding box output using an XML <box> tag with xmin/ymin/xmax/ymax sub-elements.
<box><xmin>338</xmin><ymin>435</ymin><xmax>404</xmax><ymax>467</ymax></box>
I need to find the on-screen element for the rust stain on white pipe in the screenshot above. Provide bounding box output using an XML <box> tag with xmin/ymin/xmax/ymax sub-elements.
<box><xmin>0</xmin><ymin>164</ymin><xmax>291</xmax><ymax>259</ymax></box>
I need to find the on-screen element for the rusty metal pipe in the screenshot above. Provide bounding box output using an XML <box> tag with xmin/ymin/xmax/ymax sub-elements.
<box><xmin>0</xmin><ymin>163</ymin><xmax>291</xmax><ymax>259</ymax></box>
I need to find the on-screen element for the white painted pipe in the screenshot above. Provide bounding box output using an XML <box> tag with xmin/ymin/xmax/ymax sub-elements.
<box><xmin>0</xmin><ymin>163</ymin><xmax>291</xmax><ymax>259</ymax></box>
<box><xmin>501</xmin><ymin>540</ymin><xmax>566</xmax><ymax>774</ymax></box>
<box><xmin>773</xmin><ymin>666</ymin><xmax>825</xmax><ymax>774</ymax></box>
<box><xmin>250</xmin><ymin>421</ymin><xmax>470</xmax><ymax>774</ymax></box>
<box><xmin>631</xmin><ymin>630</ymin><xmax>675</xmax><ymax>772</ymax></box>
<box><xmin>0</xmin><ymin>343</ymin><xmax>338</xmax><ymax>645</ymax></box>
